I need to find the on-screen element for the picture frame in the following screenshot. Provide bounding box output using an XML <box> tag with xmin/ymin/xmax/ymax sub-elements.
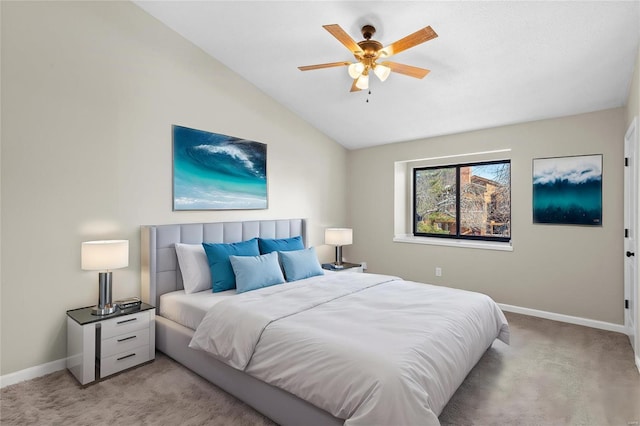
<box><xmin>172</xmin><ymin>125</ymin><xmax>268</xmax><ymax>210</ymax></box>
<box><xmin>532</xmin><ymin>154</ymin><xmax>602</xmax><ymax>226</ymax></box>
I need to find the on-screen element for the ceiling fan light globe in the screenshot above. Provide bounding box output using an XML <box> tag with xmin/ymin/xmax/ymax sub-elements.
<box><xmin>355</xmin><ymin>74</ymin><xmax>369</xmax><ymax>90</ymax></box>
<box><xmin>374</xmin><ymin>64</ymin><xmax>391</xmax><ymax>82</ymax></box>
<box><xmin>348</xmin><ymin>62</ymin><xmax>365</xmax><ymax>79</ymax></box>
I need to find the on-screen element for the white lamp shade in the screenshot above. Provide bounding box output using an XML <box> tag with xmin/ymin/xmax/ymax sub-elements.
<box><xmin>81</xmin><ymin>240</ymin><xmax>129</xmax><ymax>270</ymax></box>
<box><xmin>325</xmin><ymin>228</ymin><xmax>353</xmax><ymax>246</ymax></box>
<box><xmin>355</xmin><ymin>73</ymin><xmax>369</xmax><ymax>90</ymax></box>
<box><xmin>348</xmin><ymin>62</ymin><xmax>365</xmax><ymax>79</ymax></box>
<box><xmin>374</xmin><ymin>63</ymin><xmax>391</xmax><ymax>82</ymax></box>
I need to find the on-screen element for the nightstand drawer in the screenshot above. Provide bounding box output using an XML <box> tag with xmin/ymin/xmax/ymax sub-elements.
<box><xmin>101</xmin><ymin>311</ymin><xmax>150</xmax><ymax>339</ymax></box>
<box><xmin>101</xmin><ymin>328</ymin><xmax>149</xmax><ymax>358</ymax></box>
<box><xmin>100</xmin><ymin>345</ymin><xmax>150</xmax><ymax>377</ymax></box>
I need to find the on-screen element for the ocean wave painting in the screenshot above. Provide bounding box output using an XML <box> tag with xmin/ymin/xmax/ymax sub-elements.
<box><xmin>173</xmin><ymin>125</ymin><xmax>267</xmax><ymax>210</ymax></box>
<box><xmin>532</xmin><ymin>154</ymin><xmax>602</xmax><ymax>225</ymax></box>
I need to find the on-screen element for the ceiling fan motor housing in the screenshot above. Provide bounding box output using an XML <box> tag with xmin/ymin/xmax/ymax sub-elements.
<box><xmin>357</xmin><ymin>40</ymin><xmax>383</xmax><ymax>60</ymax></box>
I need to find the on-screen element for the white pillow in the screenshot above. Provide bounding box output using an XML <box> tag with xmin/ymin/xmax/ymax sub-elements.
<box><xmin>175</xmin><ymin>243</ymin><xmax>211</xmax><ymax>294</ymax></box>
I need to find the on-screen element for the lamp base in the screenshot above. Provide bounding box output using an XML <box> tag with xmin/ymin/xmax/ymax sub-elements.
<box><xmin>335</xmin><ymin>246</ymin><xmax>343</xmax><ymax>266</ymax></box>
<box><xmin>91</xmin><ymin>304</ymin><xmax>118</xmax><ymax>316</ymax></box>
<box><xmin>92</xmin><ymin>271</ymin><xmax>117</xmax><ymax>316</ymax></box>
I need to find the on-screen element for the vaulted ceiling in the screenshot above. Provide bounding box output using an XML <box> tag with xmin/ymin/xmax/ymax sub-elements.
<box><xmin>135</xmin><ymin>1</ymin><xmax>640</xmax><ymax>150</ymax></box>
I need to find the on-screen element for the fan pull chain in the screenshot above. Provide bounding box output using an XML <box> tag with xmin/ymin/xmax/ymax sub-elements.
<box><xmin>366</xmin><ymin>90</ymin><xmax>371</xmax><ymax>103</ymax></box>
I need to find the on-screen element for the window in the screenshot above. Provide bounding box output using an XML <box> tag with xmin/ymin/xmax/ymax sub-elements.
<box><xmin>413</xmin><ymin>160</ymin><xmax>511</xmax><ymax>242</ymax></box>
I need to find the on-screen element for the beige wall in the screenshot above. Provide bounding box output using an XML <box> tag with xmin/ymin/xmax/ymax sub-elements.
<box><xmin>347</xmin><ymin>108</ymin><xmax>625</xmax><ymax>325</ymax></box>
<box><xmin>0</xmin><ymin>2</ymin><xmax>347</xmax><ymax>375</ymax></box>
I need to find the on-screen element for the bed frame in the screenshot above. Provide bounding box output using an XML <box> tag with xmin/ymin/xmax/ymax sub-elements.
<box><xmin>140</xmin><ymin>219</ymin><xmax>342</xmax><ymax>426</ymax></box>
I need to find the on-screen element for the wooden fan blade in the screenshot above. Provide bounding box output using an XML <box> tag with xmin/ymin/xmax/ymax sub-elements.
<box><xmin>323</xmin><ymin>24</ymin><xmax>363</xmax><ymax>55</ymax></box>
<box><xmin>350</xmin><ymin>79</ymin><xmax>362</xmax><ymax>92</ymax></box>
<box><xmin>380</xmin><ymin>26</ymin><xmax>438</xmax><ymax>57</ymax></box>
<box><xmin>383</xmin><ymin>61</ymin><xmax>431</xmax><ymax>79</ymax></box>
<box><xmin>298</xmin><ymin>61</ymin><xmax>350</xmax><ymax>71</ymax></box>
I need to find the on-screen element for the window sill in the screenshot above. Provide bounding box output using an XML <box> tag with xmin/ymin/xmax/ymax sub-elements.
<box><xmin>393</xmin><ymin>234</ymin><xmax>513</xmax><ymax>251</ymax></box>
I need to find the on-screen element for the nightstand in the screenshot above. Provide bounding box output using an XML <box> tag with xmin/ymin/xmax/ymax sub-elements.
<box><xmin>66</xmin><ymin>303</ymin><xmax>155</xmax><ymax>385</ymax></box>
<box><xmin>322</xmin><ymin>262</ymin><xmax>364</xmax><ymax>273</ymax></box>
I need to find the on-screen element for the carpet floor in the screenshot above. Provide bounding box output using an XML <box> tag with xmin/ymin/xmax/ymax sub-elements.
<box><xmin>1</xmin><ymin>312</ymin><xmax>639</xmax><ymax>425</ymax></box>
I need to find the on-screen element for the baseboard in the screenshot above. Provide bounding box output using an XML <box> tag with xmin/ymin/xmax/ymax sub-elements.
<box><xmin>0</xmin><ymin>357</ymin><xmax>67</xmax><ymax>389</ymax></box>
<box><xmin>498</xmin><ymin>303</ymin><xmax>628</xmax><ymax>334</ymax></box>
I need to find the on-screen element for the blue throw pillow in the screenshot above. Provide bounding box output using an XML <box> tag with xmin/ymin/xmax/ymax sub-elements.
<box><xmin>230</xmin><ymin>252</ymin><xmax>285</xmax><ymax>294</ymax></box>
<box><xmin>279</xmin><ymin>247</ymin><xmax>324</xmax><ymax>282</ymax></box>
<box><xmin>202</xmin><ymin>239</ymin><xmax>260</xmax><ymax>292</ymax></box>
<box><xmin>258</xmin><ymin>235</ymin><xmax>304</xmax><ymax>254</ymax></box>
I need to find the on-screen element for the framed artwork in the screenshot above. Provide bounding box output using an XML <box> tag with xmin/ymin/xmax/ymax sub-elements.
<box><xmin>532</xmin><ymin>154</ymin><xmax>602</xmax><ymax>226</ymax></box>
<box><xmin>173</xmin><ymin>125</ymin><xmax>267</xmax><ymax>210</ymax></box>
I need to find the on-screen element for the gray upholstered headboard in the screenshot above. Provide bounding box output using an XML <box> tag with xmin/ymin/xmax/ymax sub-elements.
<box><xmin>141</xmin><ymin>219</ymin><xmax>305</xmax><ymax>308</ymax></box>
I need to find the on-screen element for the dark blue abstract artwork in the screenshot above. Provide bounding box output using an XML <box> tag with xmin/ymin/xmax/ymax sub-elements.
<box><xmin>173</xmin><ymin>125</ymin><xmax>267</xmax><ymax>210</ymax></box>
<box><xmin>532</xmin><ymin>154</ymin><xmax>602</xmax><ymax>226</ymax></box>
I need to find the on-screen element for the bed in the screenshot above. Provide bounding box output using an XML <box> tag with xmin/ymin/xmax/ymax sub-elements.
<box><xmin>141</xmin><ymin>219</ymin><xmax>509</xmax><ymax>426</ymax></box>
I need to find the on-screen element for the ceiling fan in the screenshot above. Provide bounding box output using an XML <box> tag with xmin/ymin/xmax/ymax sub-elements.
<box><xmin>298</xmin><ymin>23</ymin><xmax>438</xmax><ymax>92</ymax></box>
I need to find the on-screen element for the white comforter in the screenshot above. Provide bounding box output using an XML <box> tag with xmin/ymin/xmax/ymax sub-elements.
<box><xmin>189</xmin><ymin>273</ymin><xmax>509</xmax><ymax>425</ymax></box>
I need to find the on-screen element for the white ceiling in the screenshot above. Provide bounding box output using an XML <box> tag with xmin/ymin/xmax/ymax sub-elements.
<box><xmin>134</xmin><ymin>1</ymin><xmax>640</xmax><ymax>150</ymax></box>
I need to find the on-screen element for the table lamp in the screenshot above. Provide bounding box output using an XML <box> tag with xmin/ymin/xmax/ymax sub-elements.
<box><xmin>81</xmin><ymin>240</ymin><xmax>129</xmax><ymax>315</ymax></box>
<box><xmin>325</xmin><ymin>228</ymin><xmax>353</xmax><ymax>266</ymax></box>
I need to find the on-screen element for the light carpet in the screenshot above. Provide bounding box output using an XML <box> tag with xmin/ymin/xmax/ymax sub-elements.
<box><xmin>1</xmin><ymin>312</ymin><xmax>639</xmax><ymax>425</ymax></box>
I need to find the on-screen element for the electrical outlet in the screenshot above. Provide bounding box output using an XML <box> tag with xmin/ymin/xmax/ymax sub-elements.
<box><xmin>435</xmin><ymin>267</ymin><xmax>442</xmax><ymax>277</ymax></box>
<box><xmin>360</xmin><ymin>262</ymin><xmax>367</xmax><ymax>270</ymax></box>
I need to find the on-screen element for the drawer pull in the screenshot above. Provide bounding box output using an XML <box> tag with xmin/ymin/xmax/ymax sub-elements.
<box><xmin>117</xmin><ymin>353</ymin><xmax>136</xmax><ymax>361</ymax></box>
<box><xmin>116</xmin><ymin>318</ymin><xmax>137</xmax><ymax>325</ymax></box>
<box><xmin>117</xmin><ymin>335</ymin><xmax>137</xmax><ymax>343</ymax></box>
